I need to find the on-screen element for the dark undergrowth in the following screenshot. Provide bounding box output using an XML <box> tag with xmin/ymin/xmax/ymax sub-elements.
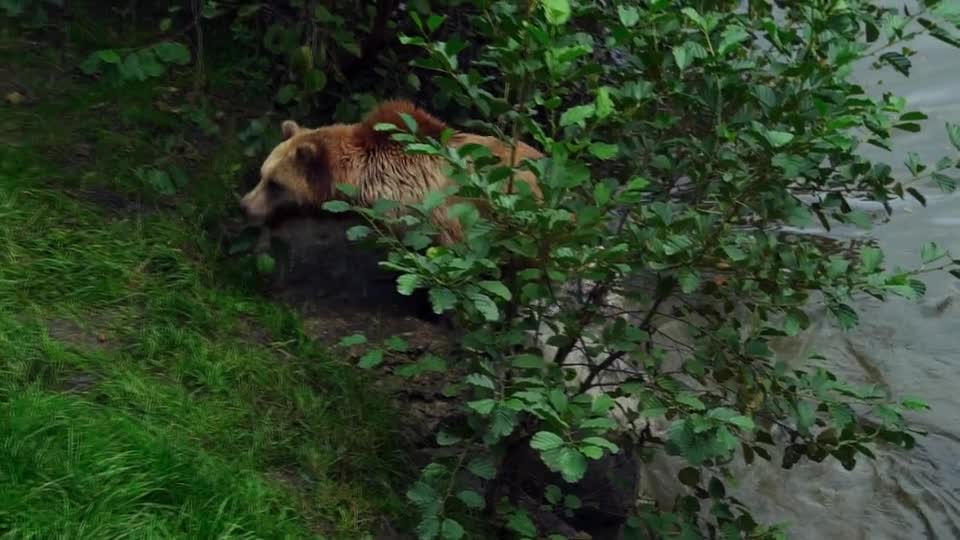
<box><xmin>0</xmin><ymin>8</ymin><xmax>413</xmax><ymax>540</ymax></box>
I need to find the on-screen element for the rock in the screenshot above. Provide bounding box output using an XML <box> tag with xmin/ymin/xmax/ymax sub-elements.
<box><xmin>5</xmin><ymin>91</ymin><xmax>26</xmax><ymax>105</ymax></box>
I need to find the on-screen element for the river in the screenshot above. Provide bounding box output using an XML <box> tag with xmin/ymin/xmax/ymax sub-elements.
<box><xmin>640</xmin><ymin>25</ymin><xmax>960</xmax><ymax>540</ymax></box>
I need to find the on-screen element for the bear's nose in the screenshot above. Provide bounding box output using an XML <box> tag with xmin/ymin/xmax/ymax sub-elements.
<box><xmin>239</xmin><ymin>196</ymin><xmax>261</xmax><ymax>220</ymax></box>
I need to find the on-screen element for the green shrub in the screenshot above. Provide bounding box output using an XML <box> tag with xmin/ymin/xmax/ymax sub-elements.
<box><xmin>324</xmin><ymin>0</ymin><xmax>960</xmax><ymax>537</ymax></box>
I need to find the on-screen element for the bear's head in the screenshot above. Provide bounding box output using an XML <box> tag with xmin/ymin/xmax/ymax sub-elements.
<box><xmin>240</xmin><ymin>120</ymin><xmax>337</xmax><ymax>225</ymax></box>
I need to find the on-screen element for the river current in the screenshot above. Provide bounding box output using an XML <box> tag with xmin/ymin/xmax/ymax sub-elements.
<box><xmin>639</xmin><ymin>24</ymin><xmax>960</xmax><ymax>540</ymax></box>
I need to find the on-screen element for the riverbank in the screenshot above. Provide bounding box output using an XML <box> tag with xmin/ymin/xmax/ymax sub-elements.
<box><xmin>0</xmin><ymin>13</ymin><xmax>414</xmax><ymax>539</ymax></box>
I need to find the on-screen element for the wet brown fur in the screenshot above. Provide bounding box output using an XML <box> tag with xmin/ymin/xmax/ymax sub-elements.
<box><xmin>240</xmin><ymin>100</ymin><xmax>545</xmax><ymax>247</ymax></box>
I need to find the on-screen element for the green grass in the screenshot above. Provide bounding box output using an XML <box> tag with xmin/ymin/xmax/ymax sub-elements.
<box><xmin>0</xmin><ymin>12</ymin><xmax>411</xmax><ymax>540</ymax></box>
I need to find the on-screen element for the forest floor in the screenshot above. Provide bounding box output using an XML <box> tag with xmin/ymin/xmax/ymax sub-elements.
<box><xmin>0</xmin><ymin>10</ymin><xmax>462</xmax><ymax>540</ymax></box>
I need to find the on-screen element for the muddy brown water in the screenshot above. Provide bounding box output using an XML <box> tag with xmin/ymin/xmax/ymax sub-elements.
<box><xmin>264</xmin><ymin>33</ymin><xmax>960</xmax><ymax>540</ymax></box>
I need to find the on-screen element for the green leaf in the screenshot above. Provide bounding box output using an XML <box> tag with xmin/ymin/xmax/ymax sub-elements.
<box><xmin>397</xmin><ymin>274</ymin><xmax>421</xmax><ymax>296</ymax></box>
<box><xmin>921</xmin><ymin>241</ymin><xmax>947</xmax><ymax>264</ymax></box>
<box><xmin>469</xmin><ymin>291</ymin><xmax>499</xmax><ymax>321</ymax></box>
<box><xmin>153</xmin><ymin>42</ymin><xmax>191</xmax><ymax>65</ymax></box>
<box><xmin>764</xmin><ymin>130</ymin><xmax>795</xmax><ymax>148</ymax></box>
<box><xmin>396</xmin><ymin>354</ymin><xmax>447</xmax><ymax>377</ymax></box>
<box><xmin>627</xmin><ymin>176</ymin><xmax>650</xmax><ymax>191</ymax></box>
<box><xmin>678</xmin><ymin>269</ymin><xmax>700</xmax><ymax>293</ymax></box>
<box><xmin>407</xmin><ymin>480</ymin><xmax>439</xmax><ymax>507</ymax></box>
<box><xmin>429</xmin><ymin>287</ymin><xmax>457</xmax><ymax>314</ymax></box>
<box><xmin>894</xmin><ymin>122</ymin><xmax>922</xmax><ymax>133</ymax></box>
<box><xmin>560</xmin><ymin>104</ymin><xmax>595</xmax><ymax>127</ymax></box>
<box><xmin>784</xmin><ymin>309</ymin><xmax>808</xmax><ymax>337</ymax></box>
<box><xmin>403</xmin><ymin>231</ymin><xmax>433</xmax><ymax>250</ymax></box>
<box><xmin>581</xmin><ymin>445</ymin><xmax>603</xmax><ymax>459</ymax></box>
<box><xmin>507</xmin><ymin>511</ymin><xmax>538</xmax><ymax>538</ymax></box>
<box><xmin>478</xmin><ymin>280</ymin><xmax>511</xmax><ymax>300</ymax></box>
<box><xmin>457</xmin><ymin>490</ymin><xmax>485</xmax><ymax>509</ymax></box>
<box><xmin>723</xmin><ymin>244</ymin><xmax>748</xmax><ymax>261</ymax></box>
<box><xmin>727</xmin><ymin>415</ymin><xmax>755</xmax><ymax>431</ymax></box>
<box><xmin>678</xmin><ymin>467</ymin><xmax>700</xmax><ymax>487</ymax></box>
<box><xmin>80</xmin><ymin>54</ymin><xmax>101</xmax><ymax>75</ymax></box>
<box><xmin>899</xmin><ymin>111</ymin><xmax>928</xmax><ymax>122</ymax></box>
<box><xmin>672</xmin><ymin>44</ymin><xmax>691</xmax><ymax>70</ymax></box>
<box><xmin>581</xmin><ymin>417</ymin><xmax>617</xmax><ymax>430</ymax></box>
<box><xmin>322</xmin><ymin>200</ymin><xmax>352</xmax><ymax>213</ymax></box>
<box><xmin>422</xmin><ymin>189</ymin><xmax>447</xmax><ymax>211</ymax></box>
<box><xmin>144</xmin><ymin>168</ymin><xmax>177</xmax><ymax>195</ymax></box>
<box><xmin>905</xmin><ymin>151</ymin><xmax>924</xmax><ymax>177</ymax></box>
<box><xmin>374</xmin><ymin>122</ymin><xmax>399</xmax><ymax>132</ymax></box>
<box><xmin>880</xmin><ymin>51</ymin><xmax>911</xmax><ymax>76</ymax></box>
<box><xmin>933</xmin><ymin>172</ymin><xmax>957</xmax><ymax>193</ymax></box>
<box><xmin>948</xmin><ymin>123</ymin><xmax>960</xmax><ymax>151</ymax></box>
<box><xmin>255</xmin><ymin>253</ymin><xmax>275</xmax><ymax>274</ymax></box>
<box><xmin>468</xmin><ymin>399</ymin><xmax>496</xmax><ymax>415</ymax></box>
<box><xmin>541</xmin><ymin>0</ymin><xmax>571</xmax><ymax>25</ymax></box>
<box><xmin>590</xmin><ymin>394</ymin><xmax>615</xmax><ymax>415</ymax></box>
<box><xmin>531</xmin><ymin>431</ymin><xmax>565</xmax><ymax>451</ymax></box>
<box><xmin>901</xmin><ymin>397</ymin><xmax>930</xmax><ymax>411</ymax></box>
<box><xmin>906</xmin><ymin>187</ymin><xmax>927</xmax><ymax>207</ymax></box>
<box><xmin>346</xmin><ymin>225</ymin><xmax>372</xmax><ymax>241</ymax></box>
<box><xmin>137</xmin><ymin>50</ymin><xmax>165</xmax><ymax>78</ymax></box>
<box><xmin>594</xmin><ymin>182</ymin><xmax>611</xmax><ymax>205</ymax></box>
<box><xmin>676</xmin><ymin>393</ymin><xmax>706</xmax><ymax>411</ymax></box>
<box><xmin>754</xmin><ymin>86</ymin><xmax>778</xmax><ymax>108</ymax></box>
<box><xmin>545</xmin><ymin>485</ymin><xmax>562</xmax><ymax>504</ymax></box>
<box><xmin>680</xmin><ymin>7</ymin><xmax>707</xmax><ymax>29</ymax></box>
<box><xmin>358</xmin><ymin>349</ymin><xmax>384</xmax><ymax>369</ymax></box>
<box><xmin>512</xmin><ymin>354</ymin><xmax>545</xmax><ymax>369</ymax></box>
<box><xmin>560</xmin><ymin>450</ymin><xmax>589</xmax><ymax>483</ymax></box>
<box><xmin>275</xmin><ymin>84</ymin><xmax>297</xmax><ymax>104</ymax></box>
<box><xmin>549</xmin><ymin>389</ymin><xmax>568</xmax><ymax>413</ymax></box>
<box><xmin>465</xmin><ymin>373</ymin><xmax>495</xmax><ymax>390</ymax></box>
<box><xmin>673</xmin><ymin>41</ymin><xmax>708</xmax><ymax>70</ymax></box>
<box><xmin>588</xmin><ymin>142</ymin><xmax>619</xmax><ymax>160</ymax></box>
<box><xmin>96</xmin><ymin>50</ymin><xmax>122</xmax><ymax>64</ymax></box>
<box><xmin>467</xmin><ymin>456</ymin><xmax>496</xmax><ymax>480</ymax></box>
<box><xmin>441</xmin><ymin>519</ymin><xmax>464</xmax><ymax>540</ymax></box>
<box><xmin>120</xmin><ymin>53</ymin><xmax>146</xmax><ymax>81</ymax></box>
<box><xmin>416</xmin><ymin>517</ymin><xmax>440</xmax><ymax>540</ymax></box>
<box><xmin>303</xmin><ymin>69</ymin><xmax>327</xmax><ymax>93</ymax></box>
<box><xmin>427</xmin><ymin>14</ymin><xmax>446</xmax><ymax>33</ymax></box>
<box><xmin>860</xmin><ymin>246</ymin><xmax>884</xmax><ymax>272</ymax></box>
<box><xmin>336</xmin><ymin>183</ymin><xmax>358</xmax><ymax>197</ymax></box>
<box><xmin>396</xmin><ymin>111</ymin><xmax>418</xmax><ymax>134</ymax></box>
<box><xmin>338</xmin><ymin>334</ymin><xmax>367</xmax><ymax>347</ymax></box>
<box><xmin>436</xmin><ymin>431</ymin><xmax>462</xmax><ymax>446</ymax></box>
<box><xmin>708</xmin><ymin>477</ymin><xmax>726</xmax><ymax>499</ymax></box>
<box><xmin>831</xmin><ymin>303</ymin><xmax>859</xmax><ymax>330</ymax></box>
<box><xmin>795</xmin><ymin>401</ymin><xmax>816</xmax><ymax>432</ymax></box>
<box><xmin>718</xmin><ymin>26</ymin><xmax>750</xmax><ymax>55</ymax></box>
<box><xmin>596</xmin><ymin>86</ymin><xmax>615</xmax><ymax>119</ymax></box>
<box><xmin>618</xmin><ymin>5</ymin><xmax>640</xmax><ymax>27</ymax></box>
<box><xmin>582</xmin><ymin>436</ymin><xmax>619</xmax><ymax>453</ymax></box>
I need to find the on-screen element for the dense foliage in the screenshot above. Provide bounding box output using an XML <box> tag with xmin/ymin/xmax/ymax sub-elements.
<box><xmin>7</xmin><ymin>0</ymin><xmax>960</xmax><ymax>538</ymax></box>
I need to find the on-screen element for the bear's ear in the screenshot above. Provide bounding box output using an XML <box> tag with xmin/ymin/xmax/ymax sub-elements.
<box><xmin>294</xmin><ymin>141</ymin><xmax>317</xmax><ymax>163</ymax></box>
<box><xmin>281</xmin><ymin>120</ymin><xmax>301</xmax><ymax>140</ymax></box>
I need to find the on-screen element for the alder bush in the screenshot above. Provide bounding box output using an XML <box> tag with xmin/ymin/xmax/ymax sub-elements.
<box><xmin>323</xmin><ymin>0</ymin><xmax>960</xmax><ymax>538</ymax></box>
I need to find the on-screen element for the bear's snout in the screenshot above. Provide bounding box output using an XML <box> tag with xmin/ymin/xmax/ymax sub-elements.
<box><xmin>239</xmin><ymin>192</ymin><xmax>267</xmax><ymax>223</ymax></box>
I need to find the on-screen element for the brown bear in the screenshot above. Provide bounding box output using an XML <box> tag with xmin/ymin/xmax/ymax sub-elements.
<box><xmin>239</xmin><ymin>99</ymin><xmax>545</xmax><ymax>246</ymax></box>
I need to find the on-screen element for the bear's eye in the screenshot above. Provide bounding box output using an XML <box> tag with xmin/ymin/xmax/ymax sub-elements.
<box><xmin>265</xmin><ymin>179</ymin><xmax>285</xmax><ymax>197</ymax></box>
